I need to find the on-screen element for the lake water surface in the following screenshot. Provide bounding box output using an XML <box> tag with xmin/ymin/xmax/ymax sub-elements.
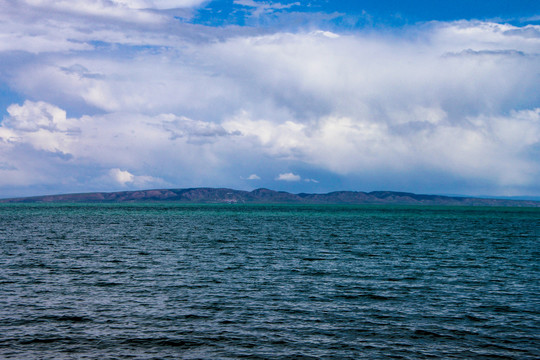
<box><xmin>0</xmin><ymin>204</ymin><xmax>538</xmax><ymax>359</ymax></box>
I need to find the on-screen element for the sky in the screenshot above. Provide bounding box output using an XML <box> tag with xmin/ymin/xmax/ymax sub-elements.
<box><xmin>0</xmin><ymin>0</ymin><xmax>539</xmax><ymax>198</ymax></box>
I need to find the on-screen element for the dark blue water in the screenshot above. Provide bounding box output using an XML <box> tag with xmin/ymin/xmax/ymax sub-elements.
<box><xmin>0</xmin><ymin>204</ymin><xmax>538</xmax><ymax>359</ymax></box>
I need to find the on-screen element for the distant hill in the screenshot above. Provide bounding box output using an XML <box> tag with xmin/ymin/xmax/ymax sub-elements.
<box><xmin>1</xmin><ymin>188</ymin><xmax>539</xmax><ymax>207</ymax></box>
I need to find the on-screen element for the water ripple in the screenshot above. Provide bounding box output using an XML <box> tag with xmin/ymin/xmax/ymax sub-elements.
<box><xmin>0</xmin><ymin>204</ymin><xmax>538</xmax><ymax>359</ymax></box>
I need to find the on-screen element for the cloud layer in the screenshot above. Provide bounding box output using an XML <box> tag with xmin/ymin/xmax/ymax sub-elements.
<box><xmin>0</xmin><ymin>1</ymin><xmax>539</xmax><ymax>197</ymax></box>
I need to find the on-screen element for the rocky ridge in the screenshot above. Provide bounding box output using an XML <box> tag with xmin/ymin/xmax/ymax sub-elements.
<box><xmin>1</xmin><ymin>188</ymin><xmax>539</xmax><ymax>207</ymax></box>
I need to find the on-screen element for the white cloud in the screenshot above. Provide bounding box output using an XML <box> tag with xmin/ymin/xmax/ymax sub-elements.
<box><xmin>224</xmin><ymin>109</ymin><xmax>540</xmax><ymax>186</ymax></box>
<box><xmin>234</xmin><ymin>0</ymin><xmax>301</xmax><ymax>17</ymax></box>
<box><xmin>247</xmin><ymin>174</ymin><xmax>261</xmax><ymax>180</ymax></box>
<box><xmin>113</xmin><ymin>0</ymin><xmax>207</xmax><ymax>9</ymax></box>
<box><xmin>21</xmin><ymin>0</ymin><xmax>165</xmax><ymax>23</ymax></box>
<box><xmin>311</xmin><ymin>30</ymin><xmax>340</xmax><ymax>39</ymax></box>
<box><xmin>5</xmin><ymin>101</ymin><xmax>71</xmax><ymax>132</ymax></box>
<box><xmin>276</xmin><ymin>172</ymin><xmax>301</xmax><ymax>181</ymax></box>
<box><xmin>0</xmin><ymin>101</ymin><xmax>77</xmax><ymax>155</ymax></box>
<box><xmin>20</xmin><ymin>0</ymin><xmax>206</xmax><ymax>19</ymax></box>
<box><xmin>0</xmin><ymin>101</ymin><xmax>237</xmax><ymax>190</ymax></box>
<box><xmin>0</xmin><ymin>13</ymin><xmax>539</xmax><ymax>196</ymax></box>
<box><xmin>109</xmin><ymin>168</ymin><xmax>135</xmax><ymax>185</ymax></box>
<box><xmin>108</xmin><ymin>168</ymin><xmax>163</xmax><ymax>187</ymax></box>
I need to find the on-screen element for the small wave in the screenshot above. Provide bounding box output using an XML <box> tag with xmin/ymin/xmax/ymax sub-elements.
<box><xmin>93</xmin><ymin>281</ymin><xmax>122</xmax><ymax>287</ymax></box>
<box><xmin>465</xmin><ymin>314</ymin><xmax>487</xmax><ymax>322</ymax></box>
<box><xmin>300</xmin><ymin>269</ymin><xmax>331</xmax><ymax>276</ymax></box>
<box><xmin>333</xmin><ymin>293</ymin><xmax>394</xmax><ymax>301</ymax></box>
<box><xmin>476</xmin><ymin>304</ymin><xmax>517</xmax><ymax>313</ymax></box>
<box><xmin>122</xmin><ymin>337</ymin><xmax>205</xmax><ymax>349</ymax></box>
<box><xmin>41</xmin><ymin>315</ymin><xmax>92</xmax><ymax>323</ymax></box>
<box><xmin>412</xmin><ymin>329</ymin><xmax>455</xmax><ymax>340</ymax></box>
<box><xmin>18</xmin><ymin>337</ymin><xmax>70</xmax><ymax>345</ymax></box>
<box><xmin>5</xmin><ymin>314</ymin><xmax>92</xmax><ymax>326</ymax></box>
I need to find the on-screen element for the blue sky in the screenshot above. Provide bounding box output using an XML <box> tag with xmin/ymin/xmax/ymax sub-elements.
<box><xmin>194</xmin><ymin>0</ymin><xmax>539</xmax><ymax>27</ymax></box>
<box><xmin>0</xmin><ymin>0</ymin><xmax>539</xmax><ymax>198</ymax></box>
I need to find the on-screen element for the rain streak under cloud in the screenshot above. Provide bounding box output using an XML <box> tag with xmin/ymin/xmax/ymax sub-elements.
<box><xmin>0</xmin><ymin>0</ymin><xmax>539</xmax><ymax>198</ymax></box>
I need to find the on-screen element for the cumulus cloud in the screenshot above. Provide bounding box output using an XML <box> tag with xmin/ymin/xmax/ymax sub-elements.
<box><xmin>0</xmin><ymin>0</ymin><xmax>218</xmax><ymax>55</ymax></box>
<box><xmin>0</xmin><ymin>101</ymin><xmax>77</xmax><ymax>155</ymax></box>
<box><xmin>109</xmin><ymin>168</ymin><xmax>135</xmax><ymax>185</ymax></box>
<box><xmin>0</xmin><ymin>2</ymin><xmax>539</xmax><ymax>197</ymax></box>
<box><xmin>20</xmin><ymin>0</ymin><xmax>165</xmax><ymax>23</ymax></box>
<box><xmin>114</xmin><ymin>0</ymin><xmax>208</xmax><ymax>10</ymax></box>
<box><xmin>22</xmin><ymin>0</ymin><xmax>206</xmax><ymax>17</ymax></box>
<box><xmin>0</xmin><ymin>100</ymin><xmax>235</xmax><ymax>192</ymax></box>
<box><xmin>224</xmin><ymin>109</ymin><xmax>540</xmax><ymax>187</ymax></box>
<box><xmin>246</xmin><ymin>174</ymin><xmax>261</xmax><ymax>180</ymax></box>
<box><xmin>109</xmin><ymin>168</ymin><xmax>163</xmax><ymax>187</ymax></box>
<box><xmin>276</xmin><ymin>172</ymin><xmax>301</xmax><ymax>181</ymax></box>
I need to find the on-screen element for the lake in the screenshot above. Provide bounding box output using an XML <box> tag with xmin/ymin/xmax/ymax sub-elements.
<box><xmin>0</xmin><ymin>204</ymin><xmax>538</xmax><ymax>359</ymax></box>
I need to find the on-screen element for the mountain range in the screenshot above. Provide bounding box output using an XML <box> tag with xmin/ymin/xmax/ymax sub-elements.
<box><xmin>1</xmin><ymin>188</ymin><xmax>539</xmax><ymax>207</ymax></box>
